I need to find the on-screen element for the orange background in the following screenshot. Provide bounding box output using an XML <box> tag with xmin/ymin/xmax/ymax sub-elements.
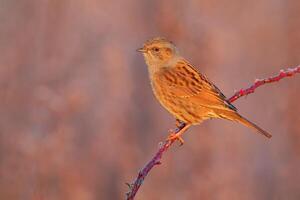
<box><xmin>1</xmin><ymin>0</ymin><xmax>300</xmax><ymax>199</ymax></box>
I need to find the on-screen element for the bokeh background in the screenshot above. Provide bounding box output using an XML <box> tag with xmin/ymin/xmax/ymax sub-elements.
<box><xmin>1</xmin><ymin>0</ymin><xmax>300</xmax><ymax>199</ymax></box>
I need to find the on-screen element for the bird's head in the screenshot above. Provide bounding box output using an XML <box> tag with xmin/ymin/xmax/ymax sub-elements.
<box><xmin>137</xmin><ymin>37</ymin><xmax>179</xmax><ymax>68</ymax></box>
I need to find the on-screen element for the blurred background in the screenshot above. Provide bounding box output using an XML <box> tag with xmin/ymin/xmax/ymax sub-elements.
<box><xmin>0</xmin><ymin>0</ymin><xmax>300</xmax><ymax>199</ymax></box>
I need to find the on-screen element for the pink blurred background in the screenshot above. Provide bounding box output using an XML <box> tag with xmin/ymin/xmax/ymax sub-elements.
<box><xmin>1</xmin><ymin>0</ymin><xmax>300</xmax><ymax>199</ymax></box>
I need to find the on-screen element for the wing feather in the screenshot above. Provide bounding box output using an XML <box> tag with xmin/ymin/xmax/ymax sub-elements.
<box><xmin>158</xmin><ymin>60</ymin><xmax>237</xmax><ymax>111</ymax></box>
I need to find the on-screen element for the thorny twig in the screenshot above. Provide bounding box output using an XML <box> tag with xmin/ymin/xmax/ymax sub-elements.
<box><xmin>126</xmin><ymin>65</ymin><xmax>300</xmax><ymax>200</ymax></box>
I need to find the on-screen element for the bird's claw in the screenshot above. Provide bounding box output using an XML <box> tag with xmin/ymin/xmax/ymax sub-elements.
<box><xmin>166</xmin><ymin>133</ymin><xmax>184</xmax><ymax>146</ymax></box>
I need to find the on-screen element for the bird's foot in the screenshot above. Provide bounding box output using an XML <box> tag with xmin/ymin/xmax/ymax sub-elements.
<box><xmin>166</xmin><ymin>133</ymin><xmax>184</xmax><ymax>146</ymax></box>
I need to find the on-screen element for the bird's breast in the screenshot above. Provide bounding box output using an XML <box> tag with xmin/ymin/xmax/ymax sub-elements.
<box><xmin>150</xmin><ymin>72</ymin><xmax>205</xmax><ymax>124</ymax></box>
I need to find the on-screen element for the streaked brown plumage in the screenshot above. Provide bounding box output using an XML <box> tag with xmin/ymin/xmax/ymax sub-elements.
<box><xmin>138</xmin><ymin>37</ymin><xmax>271</xmax><ymax>142</ymax></box>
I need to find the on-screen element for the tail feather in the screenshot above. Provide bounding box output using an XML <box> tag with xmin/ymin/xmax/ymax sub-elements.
<box><xmin>236</xmin><ymin>114</ymin><xmax>272</xmax><ymax>138</ymax></box>
<box><xmin>216</xmin><ymin>110</ymin><xmax>272</xmax><ymax>138</ymax></box>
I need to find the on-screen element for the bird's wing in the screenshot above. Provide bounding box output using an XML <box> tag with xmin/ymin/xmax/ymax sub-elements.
<box><xmin>158</xmin><ymin>59</ymin><xmax>237</xmax><ymax>111</ymax></box>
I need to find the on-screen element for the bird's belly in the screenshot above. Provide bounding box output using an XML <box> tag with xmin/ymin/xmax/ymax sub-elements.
<box><xmin>152</xmin><ymin>84</ymin><xmax>213</xmax><ymax>124</ymax></box>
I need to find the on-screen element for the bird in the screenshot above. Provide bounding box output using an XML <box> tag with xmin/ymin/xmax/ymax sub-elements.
<box><xmin>137</xmin><ymin>37</ymin><xmax>272</xmax><ymax>144</ymax></box>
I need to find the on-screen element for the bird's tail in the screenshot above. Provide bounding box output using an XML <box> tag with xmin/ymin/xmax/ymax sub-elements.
<box><xmin>217</xmin><ymin>110</ymin><xmax>272</xmax><ymax>138</ymax></box>
<box><xmin>235</xmin><ymin>114</ymin><xmax>272</xmax><ymax>138</ymax></box>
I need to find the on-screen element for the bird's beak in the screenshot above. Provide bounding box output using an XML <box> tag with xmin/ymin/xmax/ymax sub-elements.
<box><xmin>136</xmin><ymin>47</ymin><xmax>147</xmax><ymax>53</ymax></box>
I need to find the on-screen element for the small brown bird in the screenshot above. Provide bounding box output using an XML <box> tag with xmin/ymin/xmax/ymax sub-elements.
<box><xmin>138</xmin><ymin>37</ymin><xmax>272</xmax><ymax>143</ymax></box>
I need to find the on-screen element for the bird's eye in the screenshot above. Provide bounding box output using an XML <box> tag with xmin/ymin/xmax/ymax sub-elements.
<box><xmin>153</xmin><ymin>47</ymin><xmax>160</xmax><ymax>52</ymax></box>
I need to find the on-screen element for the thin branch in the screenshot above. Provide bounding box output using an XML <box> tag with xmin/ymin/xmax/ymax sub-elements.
<box><xmin>126</xmin><ymin>65</ymin><xmax>300</xmax><ymax>200</ymax></box>
<box><xmin>228</xmin><ymin>66</ymin><xmax>300</xmax><ymax>102</ymax></box>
